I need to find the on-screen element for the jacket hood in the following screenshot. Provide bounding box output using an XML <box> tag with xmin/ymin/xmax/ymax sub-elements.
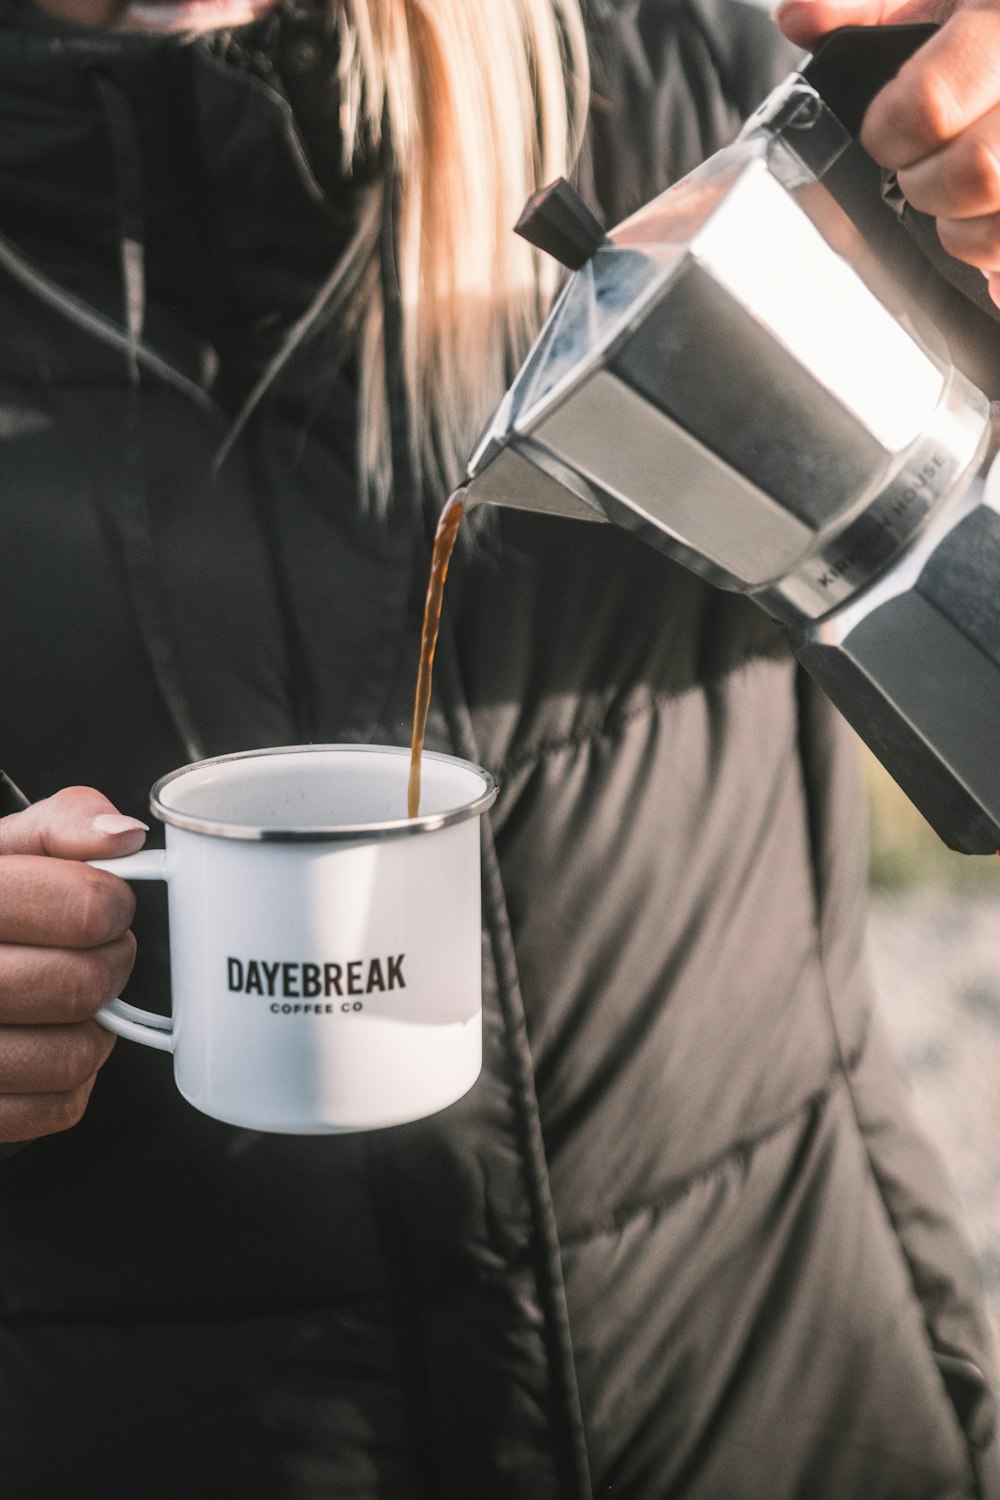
<box><xmin>0</xmin><ymin>0</ymin><xmax>365</xmax><ymax>401</ymax></box>
<box><xmin>0</xmin><ymin>0</ymin><xmax>412</xmax><ymax>774</ymax></box>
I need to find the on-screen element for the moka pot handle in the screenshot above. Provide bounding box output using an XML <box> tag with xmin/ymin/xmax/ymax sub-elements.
<box><xmin>801</xmin><ymin>23</ymin><xmax>938</xmax><ymax>138</ymax></box>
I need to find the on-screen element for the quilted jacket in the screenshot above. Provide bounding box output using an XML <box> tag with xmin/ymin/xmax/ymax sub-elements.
<box><xmin>0</xmin><ymin>2</ymin><xmax>997</xmax><ymax>1495</ymax></box>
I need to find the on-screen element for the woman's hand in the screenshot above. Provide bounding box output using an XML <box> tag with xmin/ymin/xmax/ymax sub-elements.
<box><xmin>0</xmin><ymin>788</ymin><xmax>146</xmax><ymax>1142</ymax></box>
<box><xmin>774</xmin><ymin>0</ymin><xmax>1000</xmax><ymax>307</ymax></box>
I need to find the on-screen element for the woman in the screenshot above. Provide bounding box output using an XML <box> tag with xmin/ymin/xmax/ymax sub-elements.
<box><xmin>0</xmin><ymin>0</ymin><xmax>997</xmax><ymax>1495</ymax></box>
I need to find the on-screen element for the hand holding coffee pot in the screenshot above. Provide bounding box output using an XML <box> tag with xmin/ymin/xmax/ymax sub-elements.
<box><xmin>776</xmin><ymin>0</ymin><xmax>1000</xmax><ymax>308</ymax></box>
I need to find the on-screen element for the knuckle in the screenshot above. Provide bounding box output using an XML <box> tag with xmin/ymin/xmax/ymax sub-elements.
<box><xmin>33</xmin><ymin>787</ymin><xmax>101</xmax><ymax>848</ymax></box>
<box><xmin>0</xmin><ymin>1077</ymin><xmax>96</xmax><ymax>1140</ymax></box>
<box><xmin>47</xmin><ymin>787</ymin><xmax>79</xmax><ymax>811</ymax></box>
<box><xmin>935</xmin><ymin>213</ymin><xmax>1000</xmax><ymax>268</ymax></box>
<box><xmin>49</xmin><ymin>1023</ymin><xmax>106</xmax><ymax>1091</ymax></box>
<box><xmin>47</xmin><ymin>786</ymin><xmax>99</xmax><ymax>815</ymax></box>
<box><xmin>0</xmin><ymin>949</ymin><xmax>39</xmax><ymax>1015</ymax></box>
<box><xmin>115</xmin><ymin>928</ymin><xmax>138</xmax><ymax>984</ymax></box>
<box><xmin>72</xmin><ymin>867</ymin><xmax>134</xmax><ymax>946</ymax></box>
<box><xmin>62</xmin><ymin>959</ymin><xmax>106</xmax><ymax>1021</ymax></box>
<box><xmin>905</xmin><ymin>65</ymin><xmax>964</xmax><ymax>146</ymax></box>
<box><xmin>936</xmin><ymin>216</ymin><xmax>976</xmax><ymax>260</ymax></box>
<box><xmin>63</xmin><ymin>951</ymin><xmax>114</xmax><ymax>1020</ymax></box>
<box><xmin>961</xmin><ymin>136</ymin><xmax>1000</xmax><ymax>206</ymax></box>
<box><xmin>46</xmin><ymin>1078</ymin><xmax>94</xmax><ymax>1134</ymax></box>
<box><xmin>85</xmin><ymin>934</ymin><xmax>136</xmax><ymax>1015</ymax></box>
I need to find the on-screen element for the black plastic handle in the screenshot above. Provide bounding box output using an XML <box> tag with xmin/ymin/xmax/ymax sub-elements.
<box><xmin>802</xmin><ymin>22</ymin><xmax>937</xmax><ymax>137</ymax></box>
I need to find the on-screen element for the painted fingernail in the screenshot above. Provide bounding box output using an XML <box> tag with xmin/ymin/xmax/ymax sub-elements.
<box><xmin>91</xmin><ymin>813</ymin><xmax>149</xmax><ymax>835</ymax></box>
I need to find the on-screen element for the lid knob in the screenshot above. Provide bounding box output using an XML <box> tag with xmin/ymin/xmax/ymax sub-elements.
<box><xmin>515</xmin><ymin>178</ymin><xmax>608</xmax><ymax>270</ymax></box>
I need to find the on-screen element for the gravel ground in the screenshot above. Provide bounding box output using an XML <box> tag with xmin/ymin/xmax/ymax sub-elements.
<box><xmin>869</xmin><ymin>890</ymin><xmax>1000</xmax><ymax>1352</ymax></box>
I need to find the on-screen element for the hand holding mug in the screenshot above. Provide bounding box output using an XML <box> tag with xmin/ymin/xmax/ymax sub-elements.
<box><xmin>0</xmin><ymin>788</ymin><xmax>145</xmax><ymax>1142</ymax></box>
<box><xmin>775</xmin><ymin>0</ymin><xmax>1000</xmax><ymax>306</ymax></box>
<box><xmin>0</xmin><ymin>750</ymin><xmax>496</xmax><ymax>1139</ymax></box>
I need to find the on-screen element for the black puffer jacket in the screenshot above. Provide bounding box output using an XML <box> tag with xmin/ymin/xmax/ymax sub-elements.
<box><xmin>0</xmin><ymin>3</ymin><xmax>997</xmax><ymax>1497</ymax></box>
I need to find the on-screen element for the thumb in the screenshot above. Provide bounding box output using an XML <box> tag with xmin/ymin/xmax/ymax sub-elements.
<box><xmin>0</xmin><ymin>786</ymin><xmax>149</xmax><ymax>860</ymax></box>
<box><xmin>774</xmin><ymin>0</ymin><xmax>937</xmax><ymax>50</ymax></box>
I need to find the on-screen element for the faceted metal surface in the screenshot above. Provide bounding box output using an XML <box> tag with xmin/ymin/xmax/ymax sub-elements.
<box><xmin>467</xmin><ymin>93</ymin><xmax>987</xmax><ymax>620</ymax></box>
<box><xmin>464</xmin><ymin>61</ymin><xmax>1000</xmax><ymax>855</ymax></box>
<box><xmin>796</xmin><ymin>477</ymin><xmax>1000</xmax><ymax>854</ymax></box>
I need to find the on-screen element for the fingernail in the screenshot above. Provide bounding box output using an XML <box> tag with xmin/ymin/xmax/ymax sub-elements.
<box><xmin>91</xmin><ymin>813</ymin><xmax>149</xmax><ymax>835</ymax></box>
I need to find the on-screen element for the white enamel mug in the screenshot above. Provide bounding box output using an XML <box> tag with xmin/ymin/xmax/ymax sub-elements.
<box><xmin>91</xmin><ymin>745</ymin><xmax>497</xmax><ymax>1133</ymax></box>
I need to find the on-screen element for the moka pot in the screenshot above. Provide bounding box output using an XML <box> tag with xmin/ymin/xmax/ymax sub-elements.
<box><xmin>463</xmin><ymin>25</ymin><xmax>1000</xmax><ymax>855</ymax></box>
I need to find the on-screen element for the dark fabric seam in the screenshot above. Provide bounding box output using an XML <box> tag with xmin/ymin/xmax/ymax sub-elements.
<box><xmin>559</xmin><ymin>1029</ymin><xmax>871</xmax><ymax>1249</ymax></box>
<box><xmin>493</xmin><ymin>651</ymin><xmax>788</xmax><ymax>780</ymax></box>
<box><xmin>365</xmin><ymin>1133</ymin><xmax>441</xmax><ymax>1499</ymax></box>
<box><xmin>683</xmin><ymin>0</ymin><xmax>745</xmax><ymax>126</ymax></box>
<box><xmin>247</xmin><ymin>423</ymin><xmax>320</xmax><ymax>743</ymax></box>
<box><xmin>90</xmin><ymin>69</ymin><xmax>206</xmax><ymax>765</ymax></box>
<box><xmin>436</xmin><ymin>618</ymin><xmax>593</xmax><ymax>1500</ymax></box>
<box><xmin>0</xmin><ymin>1287</ymin><xmax>405</xmax><ymax>1330</ymax></box>
<box><xmin>793</xmin><ymin>670</ymin><xmax>986</xmax><ymax>1497</ymax></box>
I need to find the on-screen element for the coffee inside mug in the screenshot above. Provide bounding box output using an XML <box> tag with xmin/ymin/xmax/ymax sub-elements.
<box><xmin>152</xmin><ymin>745</ymin><xmax>491</xmax><ymax>839</ymax></box>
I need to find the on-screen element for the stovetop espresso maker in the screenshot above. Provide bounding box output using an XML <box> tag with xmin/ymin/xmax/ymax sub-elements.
<box><xmin>463</xmin><ymin>25</ymin><xmax>1000</xmax><ymax>855</ymax></box>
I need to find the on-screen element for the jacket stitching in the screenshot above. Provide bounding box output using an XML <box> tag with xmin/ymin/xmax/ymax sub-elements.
<box><xmin>495</xmin><ymin>691</ymin><xmax>668</xmax><ymax>779</ymax></box>
<box><xmin>559</xmin><ymin>1034</ymin><xmax>870</xmax><ymax>1249</ymax></box>
<box><xmin>493</xmin><ymin>654</ymin><xmax>787</xmax><ymax>780</ymax></box>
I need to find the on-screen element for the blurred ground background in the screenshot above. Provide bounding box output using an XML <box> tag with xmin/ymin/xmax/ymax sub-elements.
<box><xmin>865</xmin><ymin>748</ymin><xmax>1000</xmax><ymax>1350</ymax></box>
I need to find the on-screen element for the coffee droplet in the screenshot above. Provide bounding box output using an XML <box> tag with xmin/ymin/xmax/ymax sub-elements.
<box><xmin>408</xmin><ymin>489</ymin><xmax>466</xmax><ymax>818</ymax></box>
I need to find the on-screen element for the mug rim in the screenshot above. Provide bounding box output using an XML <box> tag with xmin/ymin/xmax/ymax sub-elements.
<box><xmin>149</xmin><ymin>744</ymin><xmax>498</xmax><ymax>843</ymax></box>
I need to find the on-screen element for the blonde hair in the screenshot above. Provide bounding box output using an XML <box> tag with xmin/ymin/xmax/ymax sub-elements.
<box><xmin>334</xmin><ymin>0</ymin><xmax>589</xmax><ymax>507</ymax></box>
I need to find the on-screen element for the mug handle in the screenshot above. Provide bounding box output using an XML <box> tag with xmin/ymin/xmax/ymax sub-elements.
<box><xmin>89</xmin><ymin>850</ymin><xmax>175</xmax><ymax>1053</ymax></box>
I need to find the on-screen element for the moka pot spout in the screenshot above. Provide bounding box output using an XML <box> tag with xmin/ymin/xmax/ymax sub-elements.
<box><xmin>463</xmin><ymin>390</ymin><xmax>610</xmax><ymax>525</ymax></box>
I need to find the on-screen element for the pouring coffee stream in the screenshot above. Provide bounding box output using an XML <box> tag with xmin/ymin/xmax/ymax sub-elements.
<box><xmin>408</xmin><ymin>27</ymin><xmax>1000</xmax><ymax>850</ymax></box>
<box><xmin>407</xmin><ymin>489</ymin><xmax>466</xmax><ymax>818</ymax></box>
<box><xmin>423</xmin><ymin>23</ymin><xmax>1000</xmax><ymax>857</ymax></box>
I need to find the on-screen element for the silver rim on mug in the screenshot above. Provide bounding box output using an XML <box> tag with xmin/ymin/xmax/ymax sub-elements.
<box><xmin>149</xmin><ymin>744</ymin><xmax>498</xmax><ymax>843</ymax></box>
